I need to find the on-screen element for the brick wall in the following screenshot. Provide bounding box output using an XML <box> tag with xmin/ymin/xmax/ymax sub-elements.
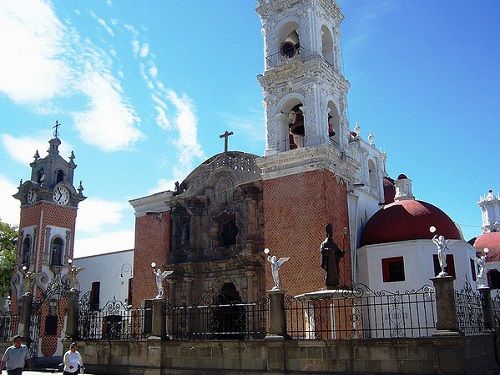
<box><xmin>132</xmin><ymin>212</ymin><xmax>171</xmax><ymax>307</ymax></box>
<box><xmin>18</xmin><ymin>202</ymin><xmax>77</xmax><ymax>271</ymax></box>
<box><xmin>262</xmin><ymin>169</ymin><xmax>351</xmax><ymax>296</ymax></box>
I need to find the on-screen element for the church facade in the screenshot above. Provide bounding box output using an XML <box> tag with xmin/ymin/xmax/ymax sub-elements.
<box><xmin>130</xmin><ymin>0</ymin><xmax>386</xmax><ymax>306</ymax></box>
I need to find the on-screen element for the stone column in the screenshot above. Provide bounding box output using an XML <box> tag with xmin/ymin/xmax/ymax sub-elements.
<box><xmin>66</xmin><ymin>289</ymin><xmax>80</xmax><ymax>339</ymax></box>
<box><xmin>431</xmin><ymin>276</ymin><xmax>459</xmax><ymax>336</ymax></box>
<box><xmin>19</xmin><ymin>294</ymin><xmax>33</xmax><ymax>341</ymax></box>
<box><xmin>149</xmin><ymin>299</ymin><xmax>166</xmax><ymax>340</ymax></box>
<box><xmin>245</xmin><ymin>271</ymin><xmax>255</xmax><ymax>302</ymax></box>
<box><xmin>479</xmin><ymin>286</ymin><xmax>494</xmax><ymax>332</ymax></box>
<box><xmin>265</xmin><ymin>289</ymin><xmax>287</xmax><ymax>340</ymax></box>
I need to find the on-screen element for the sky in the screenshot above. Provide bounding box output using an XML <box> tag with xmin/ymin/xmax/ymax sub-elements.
<box><xmin>0</xmin><ymin>0</ymin><xmax>498</xmax><ymax>258</ymax></box>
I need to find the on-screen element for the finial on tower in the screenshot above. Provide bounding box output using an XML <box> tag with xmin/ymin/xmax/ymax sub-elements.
<box><xmin>53</xmin><ymin>120</ymin><xmax>61</xmax><ymax>138</ymax></box>
<box><xmin>33</xmin><ymin>150</ymin><xmax>40</xmax><ymax>161</ymax></box>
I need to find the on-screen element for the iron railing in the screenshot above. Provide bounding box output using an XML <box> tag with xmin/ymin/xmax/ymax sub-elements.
<box><xmin>79</xmin><ymin>297</ymin><xmax>149</xmax><ymax>340</ymax></box>
<box><xmin>0</xmin><ymin>312</ymin><xmax>19</xmax><ymax>341</ymax></box>
<box><xmin>455</xmin><ymin>281</ymin><xmax>485</xmax><ymax>335</ymax></box>
<box><xmin>166</xmin><ymin>296</ymin><xmax>268</xmax><ymax>340</ymax></box>
<box><xmin>285</xmin><ymin>284</ymin><xmax>436</xmax><ymax>339</ymax></box>
<box><xmin>492</xmin><ymin>292</ymin><xmax>500</xmax><ymax>329</ymax></box>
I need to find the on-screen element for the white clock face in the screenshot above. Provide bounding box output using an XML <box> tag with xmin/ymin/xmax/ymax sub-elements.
<box><xmin>27</xmin><ymin>188</ymin><xmax>37</xmax><ymax>204</ymax></box>
<box><xmin>53</xmin><ymin>186</ymin><xmax>70</xmax><ymax>206</ymax></box>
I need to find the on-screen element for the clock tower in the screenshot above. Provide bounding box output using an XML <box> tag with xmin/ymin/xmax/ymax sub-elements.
<box><xmin>12</xmin><ymin>130</ymin><xmax>86</xmax><ymax>297</ymax></box>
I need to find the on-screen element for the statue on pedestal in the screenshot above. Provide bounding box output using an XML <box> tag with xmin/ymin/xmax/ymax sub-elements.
<box><xmin>473</xmin><ymin>249</ymin><xmax>489</xmax><ymax>288</ymax></box>
<box><xmin>152</xmin><ymin>263</ymin><xmax>173</xmax><ymax>299</ymax></box>
<box><xmin>68</xmin><ymin>261</ymin><xmax>85</xmax><ymax>291</ymax></box>
<box><xmin>265</xmin><ymin>248</ymin><xmax>289</xmax><ymax>291</ymax></box>
<box><xmin>320</xmin><ymin>223</ymin><xmax>345</xmax><ymax>289</ymax></box>
<box><xmin>21</xmin><ymin>267</ymin><xmax>35</xmax><ymax>296</ymax></box>
<box><xmin>432</xmin><ymin>234</ymin><xmax>450</xmax><ymax>277</ymax></box>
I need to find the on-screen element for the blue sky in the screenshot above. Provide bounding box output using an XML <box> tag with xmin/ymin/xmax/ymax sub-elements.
<box><xmin>0</xmin><ymin>0</ymin><xmax>498</xmax><ymax>257</ymax></box>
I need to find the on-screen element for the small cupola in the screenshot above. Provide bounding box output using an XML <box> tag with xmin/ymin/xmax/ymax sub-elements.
<box><xmin>394</xmin><ymin>174</ymin><xmax>415</xmax><ymax>201</ymax></box>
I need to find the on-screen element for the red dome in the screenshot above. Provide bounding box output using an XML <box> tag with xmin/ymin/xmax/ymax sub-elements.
<box><xmin>383</xmin><ymin>177</ymin><xmax>395</xmax><ymax>204</ymax></box>
<box><xmin>361</xmin><ymin>199</ymin><xmax>462</xmax><ymax>246</ymax></box>
<box><xmin>472</xmin><ymin>232</ymin><xmax>500</xmax><ymax>262</ymax></box>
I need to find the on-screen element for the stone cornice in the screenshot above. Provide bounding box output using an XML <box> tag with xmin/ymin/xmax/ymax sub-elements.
<box><xmin>257</xmin><ymin>0</ymin><xmax>343</xmax><ymax>24</ymax></box>
<box><xmin>256</xmin><ymin>143</ymin><xmax>359</xmax><ymax>182</ymax></box>
<box><xmin>129</xmin><ymin>191</ymin><xmax>173</xmax><ymax>217</ymax></box>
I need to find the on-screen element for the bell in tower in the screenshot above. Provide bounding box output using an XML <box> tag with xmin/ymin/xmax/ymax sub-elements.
<box><xmin>257</xmin><ymin>0</ymin><xmax>350</xmax><ymax>156</ymax></box>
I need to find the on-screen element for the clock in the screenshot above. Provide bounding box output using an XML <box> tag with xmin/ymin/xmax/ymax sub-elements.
<box><xmin>53</xmin><ymin>186</ymin><xmax>70</xmax><ymax>206</ymax></box>
<box><xmin>27</xmin><ymin>188</ymin><xmax>37</xmax><ymax>204</ymax></box>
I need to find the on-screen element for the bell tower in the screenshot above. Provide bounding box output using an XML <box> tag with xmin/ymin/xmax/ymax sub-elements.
<box><xmin>256</xmin><ymin>0</ymin><xmax>355</xmax><ymax>296</ymax></box>
<box><xmin>257</xmin><ymin>0</ymin><xmax>350</xmax><ymax>154</ymax></box>
<box><xmin>12</xmin><ymin>125</ymin><xmax>86</xmax><ymax>297</ymax></box>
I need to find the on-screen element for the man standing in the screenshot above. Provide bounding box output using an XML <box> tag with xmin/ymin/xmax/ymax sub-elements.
<box><xmin>0</xmin><ymin>335</ymin><xmax>30</xmax><ymax>375</ymax></box>
<box><xmin>320</xmin><ymin>223</ymin><xmax>345</xmax><ymax>289</ymax></box>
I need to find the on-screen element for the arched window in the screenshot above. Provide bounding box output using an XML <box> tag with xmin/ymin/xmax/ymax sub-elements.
<box><xmin>368</xmin><ymin>159</ymin><xmax>377</xmax><ymax>188</ymax></box>
<box><xmin>50</xmin><ymin>237</ymin><xmax>63</xmax><ymax>266</ymax></box>
<box><xmin>36</xmin><ymin>169</ymin><xmax>45</xmax><ymax>184</ymax></box>
<box><xmin>321</xmin><ymin>25</ymin><xmax>334</xmax><ymax>65</ymax></box>
<box><xmin>56</xmin><ymin>170</ymin><xmax>64</xmax><ymax>184</ymax></box>
<box><xmin>274</xmin><ymin>21</ymin><xmax>300</xmax><ymax>66</ymax></box>
<box><xmin>21</xmin><ymin>236</ymin><xmax>31</xmax><ymax>266</ymax></box>
<box><xmin>327</xmin><ymin>101</ymin><xmax>340</xmax><ymax>144</ymax></box>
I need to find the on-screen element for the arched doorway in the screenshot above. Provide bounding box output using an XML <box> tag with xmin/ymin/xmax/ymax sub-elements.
<box><xmin>212</xmin><ymin>283</ymin><xmax>246</xmax><ymax>339</ymax></box>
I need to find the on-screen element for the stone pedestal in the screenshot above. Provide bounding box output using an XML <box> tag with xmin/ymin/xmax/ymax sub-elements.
<box><xmin>479</xmin><ymin>286</ymin><xmax>494</xmax><ymax>331</ymax></box>
<box><xmin>265</xmin><ymin>289</ymin><xmax>287</xmax><ymax>340</ymax></box>
<box><xmin>66</xmin><ymin>289</ymin><xmax>80</xmax><ymax>339</ymax></box>
<box><xmin>19</xmin><ymin>294</ymin><xmax>33</xmax><ymax>340</ymax></box>
<box><xmin>149</xmin><ymin>299</ymin><xmax>166</xmax><ymax>339</ymax></box>
<box><xmin>431</xmin><ymin>276</ymin><xmax>459</xmax><ymax>336</ymax></box>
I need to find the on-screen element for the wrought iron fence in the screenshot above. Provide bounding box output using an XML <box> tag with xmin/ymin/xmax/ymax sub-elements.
<box><xmin>0</xmin><ymin>311</ymin><xmax>19</xmax><ymax>341</ymax></box>
<box><xmin>166</xmin><ymin>296</ymin><xmax>268</xmax><ymax>340</ymax></box>
<box><xmin>285</xmin><ymin>284</ymin><xmax>436</xmax><ymax>339</ymax></box>
<box><xmin>79</xmin><ymin>297</ymin><xmax>149</xmax><ymax>340</ymax></box>
<box><xmin>492</xmin><ymin>292</ymin><xmax>500</xmax><ymax>329</ymax></box>
<box><xmin>455</xmin><ymin>281</ymin><xmax>485</xmax><ymax>335</ymax></box>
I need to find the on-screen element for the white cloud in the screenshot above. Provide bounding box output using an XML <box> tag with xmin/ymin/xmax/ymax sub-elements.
<box><xmin>0</xmin><ymin>1</ymin><xmax>143</xmax><ymax>152</ymax></box>
<box><xmin>155</xmin><ymin>106</ymin><xmax>171</xmax><ymax>131</ymax></box>
<box><xmin>1</xmin><ymin>133</ymin><xmax>73</xmax><ymax>165</ymax></box>
<box><xmin>149</xmin><ymin>64</ymin><xmax>158</xmax><ymax>78</ymax></box>
<box><xmin>97</xmin><ymin>18</ymin><xmax>114</xmax><ymax>36</ymax></box>
<box><xmin>0</xmin><ymin>0</ymin><xmax>70</xmax><ymax>102</ymax></box>
<box><xmin>220</xmin><ymin>110</ymin><xmax>265</xmax><ymax>142</ymax></box>
<box><xmin>76</xmin><ymin>198</ymin><xmax>130</xmax><ymax>233</ymax></box>
<box><xmin>0</xmin><ymin>175</ymin><xmax>20</xmax><ymax>226</ymax></box>
<box><xmin>74</xmin><ymin>230</ymin><xmax>135</xmax><ymax>257</ymax></box>
<box><xmin>167</xmin><ymin>90</ymin><xmax>205</xmax><ymax>166</ymax></box>
<box><xmin>139</xmin><ymin>43</ymin><xmax>149</xmax><ymax>58</ymax></box>
<box><xmin>73</xmin><ymin>71</ymin><xmax>143</xmax><ymax>151</ymax></box>
<box><xmin>131</xmin><ymin>39</ymin><xmax>140</xmax><ymax>57</ymax></box>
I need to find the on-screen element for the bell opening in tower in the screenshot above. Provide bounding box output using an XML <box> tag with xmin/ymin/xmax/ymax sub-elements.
<box><xmin>327</xmin><ymin>101</ymin><xmax>340</xmax><ymax>145</ymax></box>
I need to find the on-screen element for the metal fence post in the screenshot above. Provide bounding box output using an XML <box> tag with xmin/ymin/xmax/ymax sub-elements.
<box><xmin>265</xmin><ymin>290</ymin><xmax>287</xmax><ymax>340</ymax></box>
<box><xmin>431</xmin><ymin>276</ymin><xmax>459</xmax><ymax>336</ymax></box>
<box><xmin>66</xmin><ymin>289</ymin><xmax>80</xmax><ymax>339</ymax></box>
<box><xmin>479</xmin><ymin>286</ymin><xmax>494</xmax><ymax>331</ymax></box>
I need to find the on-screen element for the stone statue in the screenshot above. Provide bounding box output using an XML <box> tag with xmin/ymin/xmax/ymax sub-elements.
<box><xmin>4</xmin><ymin>296</ymin><xmax>11</xmax><ymax>312</ymax></box>
<box><xmin>432</xmin><ymin>235</ymin><xmax>450</xmax><ymax>277</ymax></box>
<box><xmin>473</xmin><ymin>250</ymin><xmax>488</xmax><ymax>288</ymax></box>
<box><xmin>68</xmin><ymin>263</ymin><xmax>85</xmax><ymax>290</ymax></box>
<box><xmin>266</xmin><ymin>251</ymin><xmax>289</xmax><ymax>291</ymax></box>
<box><xmin>153</xmin><ymin>267</ymin><xmax>173</xmax><ymax>299</ymax></box>
<box><xmin>320</xmin><ymin>223</ymin><xmax>345</xmax><ymax>289</ymax></box>
<box><xmin>22</xmin><ymin>269</ymin><xmax>35</xmax><ymax>295</ymax></box>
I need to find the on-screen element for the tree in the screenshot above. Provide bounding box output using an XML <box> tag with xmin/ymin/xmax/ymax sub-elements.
<box><xmin>0</xmin><ymin>220</ymin><xmax>18</xmax><ymax>297</ymax></box>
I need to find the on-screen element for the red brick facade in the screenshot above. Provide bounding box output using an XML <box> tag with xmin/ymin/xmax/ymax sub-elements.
<box><xmin>18</xmin><ymin>201</ymin><xmax>77</xmax><ymax>271</ymax></box>
<box><xmin>131</xmin><ymin>212</ymin><xmax>171</xmax><ymax>307</ymax></box>
<box><xmin>262</xmin><ymin>169</ymin><xmax>351</xmax><ymax>296</ymax></box>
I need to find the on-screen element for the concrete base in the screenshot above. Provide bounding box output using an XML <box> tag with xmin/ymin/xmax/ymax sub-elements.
<box><xmin>432</xmin><ymin>330</ymin><xmax>461</xmax><ymax>337</ymax></box>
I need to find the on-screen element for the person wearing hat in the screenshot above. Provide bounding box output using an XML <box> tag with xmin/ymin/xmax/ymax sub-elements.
<box><xmin>62</xmin><ymin>343</ymin><xmax>84</xmax><ymax>374</ymax></box>
<box><xmin>0</xmin><ymin>335</ymin><xmax>31</xmax><ymax>375</ymax></box>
